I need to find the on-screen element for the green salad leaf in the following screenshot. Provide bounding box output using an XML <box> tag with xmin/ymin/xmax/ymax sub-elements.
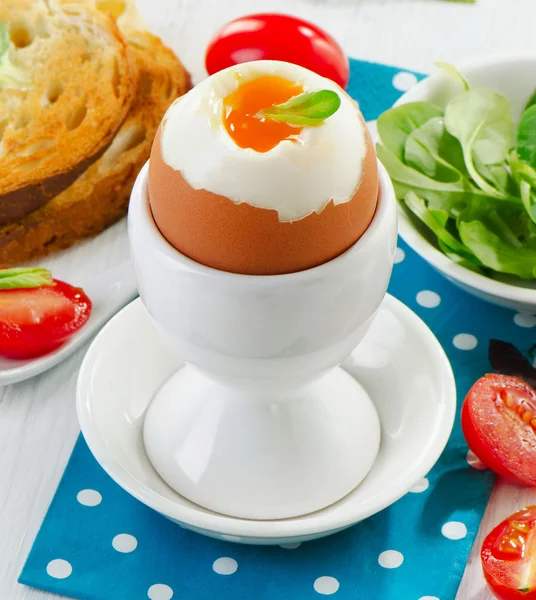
<box><xmin>524</xmin><ymin>89</ymin><xmax>536</xmax><ymax>112</ymax></box>
<box><xmin>0</xmin><ymin>20</ymin><xmax>31</xmax><ymax>90</ymax></box>
<box><xmin>404</xmin><ymin>191</ymin><xmax>477</xmax><ymax>260</ymax></box>
<box><xmin>377</xmin><ymin>102</ymin><xmax>443</xmax><ymax>160</ymax></box>
<box><xmin>259</xmin><ymin>90</ymin><xmax>341</xmax><ymax>127</ymax></box>
<box><xmin>434</xmin><ymin>61</ymin><xmax>470</xmax><ymax>91</ymax></box>
<box><xmin>377</xmin><ymin>62</ymin><xmax>536</xmax><ymax>281</ymax></box>
<box><xmin>404</xmin><ymin>116</ymin><xmax>466</xmax><ymax>180</ymax></box>
<box><xmin>520</xmin><ymin>180</ymin><xmax>536</xmax><ymax>224</ymax></box>
<box><xmin>459</xmin><ymin>221</ymin><xmax>536</xmax><ymax>279</ymax></box>
<box><xmin>0</xmin><ymin>267</ymin><xmax>54</xmax><ymax>289</ymax></box>
<box><xmin>444</xmin><ymin>88</ymin><xmax>514</xmax><ymax>197</ymax></box>
<box><xmin>516</xmin><ymin>104</ymin><xmax>536</xmax><ymax>169</ymax></box>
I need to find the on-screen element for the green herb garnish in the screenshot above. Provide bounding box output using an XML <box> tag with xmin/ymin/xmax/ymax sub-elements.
<box><xmin>0</xmin><ymin>21</ymin><xmax>31</xmax><ymax>90</ymax></box>
<box><xmin>258</xmin><ymin>90</ymin><xmax>341</xmax><ymax>127</ymax></box>
<box><xmin>0</xmin><ymin>268</ymin><xmax>54</xmax><ymax>290</ymax></box>
<box><xmin>377</xmin><ymin>62</ymin><xmax>536</xmax><ymax>280</ymax></box>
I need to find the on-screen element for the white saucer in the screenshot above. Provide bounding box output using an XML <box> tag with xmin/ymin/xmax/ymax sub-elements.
<box><xmin>77</xmin><ymin>295</ymin><xmax>456</xmax><ymax>545</ymax></box>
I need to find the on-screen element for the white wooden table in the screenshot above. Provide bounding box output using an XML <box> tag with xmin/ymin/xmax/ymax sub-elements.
<box><xmin>2</xmin><ymin>0</ymin><xmax>536</xmax><ymax>598</ymax></box>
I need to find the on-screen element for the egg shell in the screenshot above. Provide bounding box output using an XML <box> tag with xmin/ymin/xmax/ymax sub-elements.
<box><xmin>148</xmin><ymin>127</ymin><xmax>378</xmax><ymax>276</ymax></box>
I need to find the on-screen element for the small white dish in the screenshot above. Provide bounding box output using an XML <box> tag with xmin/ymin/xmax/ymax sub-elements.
<box><xmin>77</xmin><ymin>295</ymin><xmax>456</xmax><ymax>545</ymax></box>
<box><xmin>0</xmin><ymin>260</ymin><xmax>137</xmax><ymax>386</ymax></box>
<box><xmin>393</xmin><ymin>54</ymin><xmax>536</xmax><ymax>314</ymax></box>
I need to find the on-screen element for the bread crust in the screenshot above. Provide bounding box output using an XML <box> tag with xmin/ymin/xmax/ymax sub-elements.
<box><xmin>0</xmin><ymin>0</ymin><xmax>138</xmax><ymax>224</ymax></box>
<box><xmin>0</xmin><ymin>25</ymin><xmax>191</xmax><ymax>264</ymax></box>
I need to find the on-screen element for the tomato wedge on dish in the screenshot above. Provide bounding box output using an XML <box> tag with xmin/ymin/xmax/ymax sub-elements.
<box><xmin>482</xmin><ymin>506</ymin><xmax>536</xmax><ymax>600</ymax></box>
<box><xmin>0</xmin><ymin>279</ymin><xmax>92</xmax><ymax>359</ymax></box>
<box><xmin>461</xmin><ymin>374</ymin><xmax>536</xmax><ymax>486</ymax></box>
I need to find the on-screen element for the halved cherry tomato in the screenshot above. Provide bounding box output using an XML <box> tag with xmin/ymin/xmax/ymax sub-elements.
<box><xmin>205</xmin><ymin>13</ymin><xmax>349</xmax><ymax>88</ymax></box>
<box><xmin>0</xmin><ymin>279</ymin><xmax>92</xmax><ymax>359</ymax></box>
<box><xmin>482</xmin><ymin>506</ymin><xmax>536</xmax><ymax>600</ymax></box>
<box><xmin>461</xmin><ymin>374</ymin><xmax>536</xmax><ymax>486</ymax></box>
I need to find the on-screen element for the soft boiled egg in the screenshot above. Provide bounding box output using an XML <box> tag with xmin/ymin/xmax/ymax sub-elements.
<box><xmin>148</xmin><ymin>60</ymin><xmax>378</xmax><ymax>275</ymax></box>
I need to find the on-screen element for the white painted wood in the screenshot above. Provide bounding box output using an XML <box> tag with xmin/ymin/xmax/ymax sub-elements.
<box><xmin>2</xmin><ymin>0</ymin><xmax>535</xmax><ymax>597</ymax></box>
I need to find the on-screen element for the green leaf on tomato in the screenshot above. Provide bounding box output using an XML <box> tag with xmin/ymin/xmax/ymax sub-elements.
<box><xmin>0</xmin><ymin>267</ymin><xmax>54</xmax><ymax>290</ymax></box>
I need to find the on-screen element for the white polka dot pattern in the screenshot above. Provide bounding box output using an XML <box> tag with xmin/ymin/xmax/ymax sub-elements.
<box><xmin>416</xmin><ymin>291</ymin><xmax>441</xmax><ymax>308</ymax></box>
<box><xmin>46</xmin><ymin>559</ymin><xmax>72</xmax><ymax>579</ymax></box>
<box><xmin>394</xmin><ymin>247</ymin><xmax>405</xmax><ymax>264</ymax></box>
<box><xmin>112</xmin><ymin>534</ymin><xmax>138</xmax><ymax>553</ymax></box>
<box><xmin>213</xmin><ymin>557</ymin><xmax>238</xmax><ymax>575</ymax></box>
<box><xmin>441</xmin><ymin>522</ymin><xmax>467</xmax><ymax>540</ymax></box>
<box><xmin>148</xmin><ymin>583</ymin><xmax>174</xmax><ymax>600</ymax></box>
<box><xmin>314</xmin><ymin>576</ymin><xmax>340</xmax><ymax>595</ymax></box>
<box><xmin>392</xmin><ymin>71</ymin><xmax>418</xmax><ymax>91</ymax></box>
<box><xmin>514</xmin><ymin>312</ymin><xmax>536</xmax><ymax>328</ymax></box>
<box><xmin>76</xmin><ymin>489</ymin><xmax>102</xmax><ymax>507</ymax></box>
<box><xmin>453</xmin><ymin>333</ymin><xmax>478</xmax><ymax>350</ymax></box>
<box><xmin>378</xmin><ymin>550</ymin><xmax>404</xmax><ymax>569</ymax></box>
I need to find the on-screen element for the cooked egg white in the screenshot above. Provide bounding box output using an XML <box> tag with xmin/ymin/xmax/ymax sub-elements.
<box><xmin>159</xmin><ymin>60</ymin><xmax>368</xmax><ymax>222</ymax></box>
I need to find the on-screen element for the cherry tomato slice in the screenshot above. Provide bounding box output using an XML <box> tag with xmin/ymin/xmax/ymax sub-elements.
<box><xmin>205</xmin><ymin>13</ymin><xmax>349</xmax><ymax>88</ymax></box>
<box><xmin>482</xmin><ymin>506</ymin><xmax>536</xmax><ymax>600</ymax></box>
<box><xmin>0</xmin><ymin>279</ymin><xmax>92</xmax><ymax>359</ymax></box>
<box><xmin>461</xmin><ymin>374</ymin><xmax>536</xmax><ymax>486</ymax></box>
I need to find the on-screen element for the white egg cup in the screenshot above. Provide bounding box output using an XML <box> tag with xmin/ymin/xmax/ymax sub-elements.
<box><xmin>128</xmin><ymin>162</ymin><xmax>397</xmax><ymax>520</ymax></box>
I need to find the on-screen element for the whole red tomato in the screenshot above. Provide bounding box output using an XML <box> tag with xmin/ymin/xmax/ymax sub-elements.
<box><xmin>461</xmin><ymin>374</ymin><xmax>536</xmax><ymax>486</ymax></box>
<box><xmin>205</xmin><ymin>13</ymin><xmax>349</xmax><ymax>88</ymax></box>
<box><xmin>481</xmin><ymin>506</ymin><xmax>536</xmax><ymax>600</ymax></box>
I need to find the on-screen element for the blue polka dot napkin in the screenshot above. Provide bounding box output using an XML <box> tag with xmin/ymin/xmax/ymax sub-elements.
<box><xmin>19</xmin><ymin>59</ymin><xmax>535</xmax><ymax>600</ymax></box>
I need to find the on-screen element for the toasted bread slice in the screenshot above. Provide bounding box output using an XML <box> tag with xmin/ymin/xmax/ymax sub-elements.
<box><xmin>0</xmin><ymin>0</ymin><xmax>137</xmax><ymax>225</ymax></box>
<box><xmin>0</xmin><ymin>15</ymin><xmax>190</xmax><ymax>264</ymax></box>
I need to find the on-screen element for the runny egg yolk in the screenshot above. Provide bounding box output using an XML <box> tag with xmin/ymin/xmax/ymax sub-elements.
<box><xmin>223</xmin><ymin>76</ymin><xmax>304</xmax><ymax>153</ymax></box>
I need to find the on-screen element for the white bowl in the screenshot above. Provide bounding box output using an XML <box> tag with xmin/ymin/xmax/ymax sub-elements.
<box><xmin>393</xmin><ymin>54</ymin><xmax>536</xmax><ymax>314</ymax></box>
<box><xmin>77</xmin><ymin>295</ymin><xmax>456</xmax><ymax>545</ymax></box>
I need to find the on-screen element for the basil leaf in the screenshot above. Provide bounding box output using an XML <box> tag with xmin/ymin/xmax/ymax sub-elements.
<box><xmin>377</xmin><ymin>102</ymin><xmax>443</xmax><ymax>160</ymax></box>
<box><xmin>516</xmin><ymin>104</ymin><xmax>536</xmax><ymax>169</ymax></box>
<box><xmin>0</xmin><ymin>267</ymin><xmax>54</xmax><ymax>289</ymax></box>
<box><xmin>259</xmin><ymin>90</ymin><xmax>341</xmax><ymax>127</ymax></box>
<box><xmin>435</xmin><ymin>61</ymin><xmax>470</xmax><ymax>91</ymax></box>
<box><xmin>444</xmin><ymin>88</ymin><xmax>514</xmax><ymax>198</ymax></box>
